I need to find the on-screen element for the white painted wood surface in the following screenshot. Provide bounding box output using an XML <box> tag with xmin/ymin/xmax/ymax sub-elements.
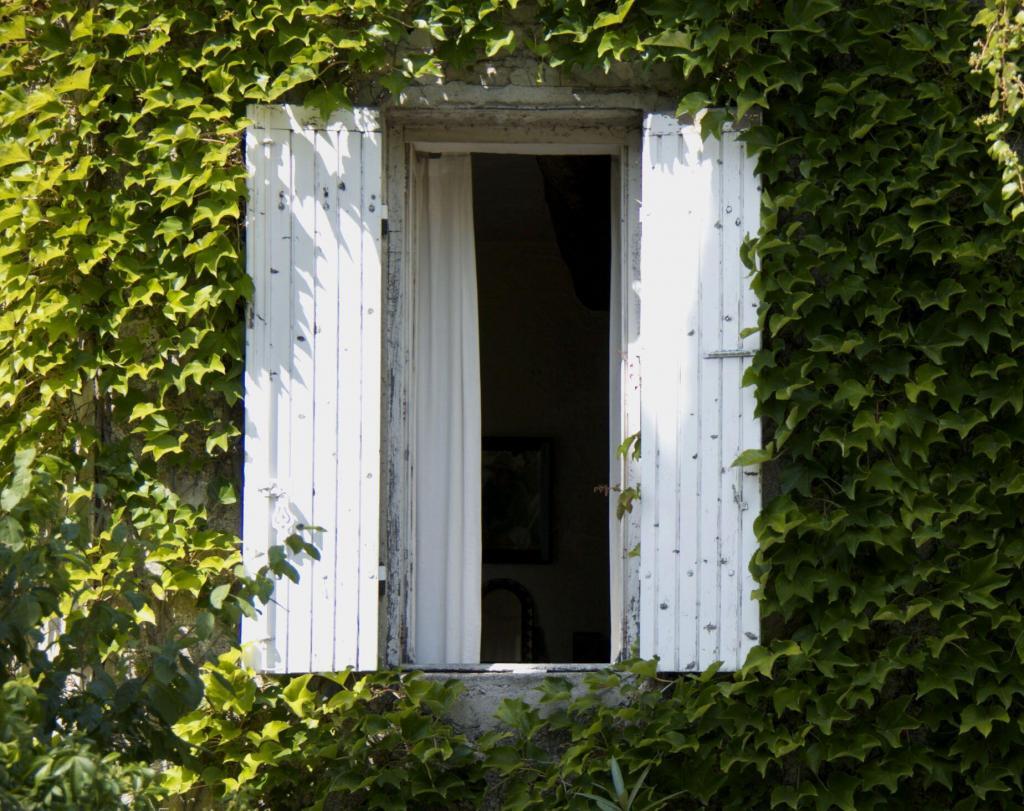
<box><xmin>242</xmin><ymin>105</ymin><xmax>382</xmax><ymax>673</ymax></box>
<box><xmin>638</xmin><ymin>114</ymin><xmax>762</xmax><ymax>672</ymax></box>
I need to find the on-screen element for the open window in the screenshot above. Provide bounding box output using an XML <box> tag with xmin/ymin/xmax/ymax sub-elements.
<box><xmin>407</xmin><ymin>150</ymin><xmax>615</xmax><ymax>666</ymax></box>
<box><xmin>241</xmin><ymin>106</ymin><xmax>762</xmax><ymax>674</ymax></box>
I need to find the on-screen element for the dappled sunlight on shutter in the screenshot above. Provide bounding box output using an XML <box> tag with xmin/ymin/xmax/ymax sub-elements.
<box><xmin>242</xmin><ymin>106</ymin><xmax>382</xmax><ymax>673</ymax></box>
<box><xmin>638</xmin><ymin>114</ymin><xmax>762</xmax><ymax>672</ymax></box>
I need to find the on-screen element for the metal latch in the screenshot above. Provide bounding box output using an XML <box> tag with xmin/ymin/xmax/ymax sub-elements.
<box><xmin>704</xmin><ymin>349</ymin><xmax>756</xmax><ymax>359</ymax></box>
<box><xmin>258</xmin><ymin>482</ymin><xmax>296</xmax><ymax>533</ymax></box>
<box><xmin>258</xmin><ymin>482</ymin><xmax>286</xmax><ymax>499</ymax></box>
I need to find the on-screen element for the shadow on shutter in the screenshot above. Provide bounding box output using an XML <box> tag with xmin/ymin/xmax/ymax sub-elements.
<box><xmin>242</xmin><ymin>106</ymin><xmax>382</xmax><ymax>673</ymax></box>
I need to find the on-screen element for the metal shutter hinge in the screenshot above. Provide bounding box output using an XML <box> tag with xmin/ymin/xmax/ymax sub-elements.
<box><xmin>704</xmin><ymin>349</ymin><xmax>756</xmax><ymax>359</ymax></box>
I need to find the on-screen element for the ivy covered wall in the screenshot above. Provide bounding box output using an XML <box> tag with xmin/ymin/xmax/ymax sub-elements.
<box><xmin>2</xmin><ymin>0</ymin><xmax>1024</xmax><ymax>808</ymax></box>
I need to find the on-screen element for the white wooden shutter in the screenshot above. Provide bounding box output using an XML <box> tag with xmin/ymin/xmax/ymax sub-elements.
<box><xmin>638</xmin><ymin>113</ymin><xmax>761</xmax><ymax>672</ymax></box>
<box><xmin>242</xmin><ymin>105</ymin><xmax>382</xmax><ymax>673</ymax></box>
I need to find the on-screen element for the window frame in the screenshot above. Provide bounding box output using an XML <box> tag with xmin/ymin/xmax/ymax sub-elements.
<box><xmin>380</xmin><ymin>109</ymin><xmax>645</xmax><ymax>669</ymax></box>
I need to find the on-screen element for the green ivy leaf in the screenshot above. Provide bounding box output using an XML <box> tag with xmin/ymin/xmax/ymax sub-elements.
<box><xmin>281</xmin><ymin>674</ymin><xmax>316</xmax><ymax>719</ymax></box>
<box><xmin>959</xmin><ymin>703</ymin><xmax>1009</xmax><ymax>738</ymax></box>
<box><xmin>676</xmin><ymin>92</ymin><xmax>710</xmax><ymax>118</ymax></box>
<box><xmin>485</xmin><ymin>29</ymin><xmax>515</xmax><ymax>57</ymax></box>
<box><xmin>1</xmin><ymin>447</ymin><xmax>35</xmax><ymax>511</ymax></box>
<box><xmin>593</xmin><ymin>0</ymin><xmax>634</xmax><ymax>30</ymax></box>
<box><xmin>209</xmin><ymin>584</ymin><xmax>231</xmax><ymax>610</ymax></box>
<box><xmin>55</xmin><ymin>67</ymin><xmax>92</xmax><ymax>93</ymax></box>
<box><xmin>303</xmin><ymin>85</ymin><xmax>350</xmax><ymax>122</ymax></box>
<box><xmin>733</xmin><ymin>447</ymin><xmax>772</xmax><ymax>467</ymax></box>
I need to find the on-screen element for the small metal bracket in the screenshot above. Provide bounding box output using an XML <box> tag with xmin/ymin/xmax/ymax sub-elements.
<box><xmin>258</xmin><ymin>482</ymin><xmax>286</xmax><ymax>499</ymax></box>
<box><xmin>258</xmin><ymin>482</ymin><xmax>296</xmax><ymax>532</ymax></box>
<box><xmin>272</xmin><ymin>503</ymin><xmax>296</xmax><ymax>534</ymax></box>
<box><xmin>704</xmin><ymin>349</ymin><xmax>756</xmax><ymax>359</ymax></box>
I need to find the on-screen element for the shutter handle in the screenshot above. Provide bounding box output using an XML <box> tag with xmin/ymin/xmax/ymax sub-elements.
<box><xmin>704</xmin><ymin>349</ymin><xmax>755</xmax><ymax>359</ymax></box>
<box><xmin>259</xmin><ymin>482</ymin><xmax>296</xmax><ymax>533</ymax></box>
<box><xmin>272</xmin><ymin>503</ymin><xmax>297</xmax><ymax>533</ymax></box>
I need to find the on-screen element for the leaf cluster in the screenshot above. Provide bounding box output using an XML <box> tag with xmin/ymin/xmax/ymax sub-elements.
<box><xmin>2</xmin><ymin>0</ymin><xmax>1024</xmax><ymax>808</ymax></box>
<box><xmin>166</xmin><ymin>655</ymin><xmax>484</xmax><ymax>809</ymax></box>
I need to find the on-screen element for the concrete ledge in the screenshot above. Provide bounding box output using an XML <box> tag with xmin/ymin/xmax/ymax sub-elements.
<box><xmin>417</xmin><ymin>669</ymin><xmax>627</xmax><ymax>734</ymax></box>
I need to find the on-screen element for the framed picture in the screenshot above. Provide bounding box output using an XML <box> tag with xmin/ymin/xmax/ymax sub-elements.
<box><xmin>482</xmin><ymin>438</ymin><xmax>552</xmax><ymax>564</ymax></box>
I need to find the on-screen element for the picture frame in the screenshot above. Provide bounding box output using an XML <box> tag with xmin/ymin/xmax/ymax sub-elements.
<box><xmin>481</xmin><ymin>437</ymin><xmax>552</xmax><ymax>564</ymax></box>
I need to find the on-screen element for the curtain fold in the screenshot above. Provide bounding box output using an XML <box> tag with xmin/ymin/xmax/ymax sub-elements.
<box><xmin>412</xmin><ymin>154</ymin><xmax>482</xmax><ymax>664</ymax></box>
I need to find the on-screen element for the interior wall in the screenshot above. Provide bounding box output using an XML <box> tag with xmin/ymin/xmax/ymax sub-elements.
<box><xmin>473</xmin><ymin>154</ymin><xmax>610</xmax><ymax>663</ymax></box>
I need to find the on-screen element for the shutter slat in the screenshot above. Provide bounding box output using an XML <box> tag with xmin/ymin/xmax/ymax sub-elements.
<box><xmin>335</xmin><ymin>129</ymin><xmax>365</xmax><ymax>670</ymax></box>
<box><xmin>738</xmin><ymin>135</ymin><xmax>762</xmax><ymax>659</ymax></box>
<box><xmin>639</xmin><ymin>115</ymin><xmax>761</xmax><ymax>672</ymax></box>
<box><xmin>674</xmin><ymin>129</ymin><xmax>706</xmax><ymax>670</ymax></box>
<box><xmin>639</xmin><ymin>132</ymin><xmax>672</xmax><ymax>663</ymax></box>
<box><xmin>287</xmin><ymin>127</ymin><xmax>318</xmax><ymax>672</ymax></box>
<box><xmin>717</xmin><ymin>133</ymin><xmax>746</xmax><ymax>668</ymax></box>
<box><xmin>697</xmin><ymin>132</ymin><xmax>725</xmax><ymax>670</ymax></box>
<box><xmin>243</xmin><ymin>106</ymin><xmax>381</xmax><ymax>673</ymax></box>
<box><xmin>309</xmin><ymin>129</ymin><xmax>341</xmax><ymax>672</ymax></box>
<box><xmin>267</xmin><ymin>131</ymin><xmax>294</xmax><ymax>672</ymax></box>
<box><xmin>241</xmin><ymin>120</ymin><xmax>272</xmax><ymax>656</ymax></box>
<box><xmin>357</xmin><ymin>129</ymin><xmax>383</xmax><ymax>671</ymax></box>
<box><xmin>645</xmin><ymin>131</ymin><xmax>679</xmax><ymax>665</ymax></box>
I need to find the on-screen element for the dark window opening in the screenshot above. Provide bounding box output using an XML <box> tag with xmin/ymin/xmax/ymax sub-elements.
<box><xmin>473</xmin><ymin>154</ymin><xmax>612</xmax><ymax>664</ymax></box>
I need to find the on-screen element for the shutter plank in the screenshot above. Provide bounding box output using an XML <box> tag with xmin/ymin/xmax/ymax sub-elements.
<box><xmin>674</xmin><ymin>131</ymin><xmax>704</xmax><ymax>671</ymax></box>
<box><xmin>638</xmin><ymin>132</ymin><xmax>674</xmax><ymax>663</ymax></box>
<box><xmin>309</xmin><ymin>129</ymin><xmax>341</xmax><ymax>672</ymax></box>
<box><xmin>738</xmin><ymin>135</ymin><xmax>762</xmax><ymax>659</ymax></box>
<box><xmin>357</xmin><ymin>127</ymin><xmax>383</xmax><ymax>671</ymax></box>
<box><xmin>241</xmin><ymin>118</ymin><xmax>272</xmax><ymax>665</ymax></box>
<box><xmin>697</xmin><ymin>133</ymin><xmax>724</xmax><ymax>670</ymax></box>
<box><xmin>717</xmin><ymin>133</ymin><xmax>745</xmax><ymax>669</ymax></box>
<box><xmin>671</xmin><ymin>136</ymin><xmax>704</xmax><ymax>671</ymax></box>
<box><xmin>643</xmin><ymin>132</ymin><xmax>677</xmax><ymax>665</ymax></box>
<box><xmin>266</xmin><ymin>131</ymin><xmax>294</xmax><ymax>673</ymax></box>
<box><xmin>286</xmin><ymin>128</ymin><xmax>318</xmax><ymax>673</ymax></box>
<box><xmin>334</xmin><ymin>130</ymin><xmax>364</xmax><ymax>670</ymax></box>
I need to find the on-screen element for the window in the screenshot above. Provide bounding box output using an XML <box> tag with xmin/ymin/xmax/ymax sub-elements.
<box><xmin>241</xmin><ymin>105</ymin><xmax>762</xmax><ymax>675</ymax></box>
<box><xmin>404</xmin><ymin>150</ymin><xmax>613</xmax><ymax>666</ymax></box>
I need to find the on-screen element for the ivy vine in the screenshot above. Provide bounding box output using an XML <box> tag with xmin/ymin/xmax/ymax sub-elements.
<box><xmin>2</xmin><ymin>0</ymin><xmax>1023</xmax><ymax>808</ymax></box>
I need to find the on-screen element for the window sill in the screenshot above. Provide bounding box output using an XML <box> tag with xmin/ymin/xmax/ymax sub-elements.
<box><xmin>400</xmin><ymin>662</ymin><xmax>609</xmax><ymax>674</ymax></box>
<box><xmin>406</xmin><ymin>665</ymin><xmax>626</xmax><ymax>734</ymax></box>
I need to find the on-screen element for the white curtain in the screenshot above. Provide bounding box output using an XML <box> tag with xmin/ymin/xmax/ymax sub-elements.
<box><xmin>412</xmin><ymin>154</ymin><xmax>482</xmax><ymax>664</ymax></box>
